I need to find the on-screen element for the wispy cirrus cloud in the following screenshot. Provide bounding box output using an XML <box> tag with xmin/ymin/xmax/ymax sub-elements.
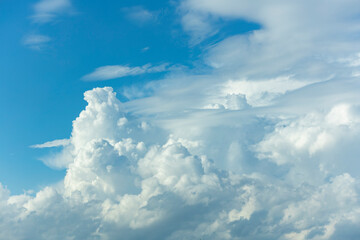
<box><xmin>30</xmin><ymin>139</ymin><xmax>70</xmax><ymax>148</ymax></box>
<box><xmin>82</xmin><ymin>63</ymin><xmax>169</xmax><ymax>81</ymax></box>
<box><xmin>22</xmin><ymin>34</ymin><xmax>51</xmax><ymax>50</ymax></box>
<box><xmin>122</xmin><ymin>6</ymin><xmax>158</xmax><ymax>25</ymax></box>
<box><xmin>23</xmin><ymin>0</ymin><xmax>74</xmax><ymax>50</ymax></box>
<box><xmin>31</xmin><ymin>0</ymin><xmax>72</xmax><ymax>23</ymax></box>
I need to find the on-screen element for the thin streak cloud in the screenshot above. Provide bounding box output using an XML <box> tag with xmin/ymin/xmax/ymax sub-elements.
<box><xmin>30</xmin><ymin>139</ymin><xmax>70</xmax><ymax>148</ymax></box>
<box><xmin>82</xmin><ymin>63</ymin><xmax>169</xmax><ymax>81</ymax></box>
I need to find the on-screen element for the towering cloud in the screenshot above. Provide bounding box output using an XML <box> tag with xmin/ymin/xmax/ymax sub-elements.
<box><xmin>3</xmin><ymin>0</ymin><xmax>360</xmax><ymax>239</ymax></box>
<box><xmin>1</xmin><ymin>85</ymin><xmax>360</xmax><ymax>239</ymax></box>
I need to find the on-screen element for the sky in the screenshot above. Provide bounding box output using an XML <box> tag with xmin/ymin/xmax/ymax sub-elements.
<box><xmin>1</xmin><ymin>0</ymin><xmax>360</xmax><ymax>239</ymax></box>
<box><xmin>0</xmin><ymin>0</ymin><xmax>259</xmax><ymax>192</ymax></box>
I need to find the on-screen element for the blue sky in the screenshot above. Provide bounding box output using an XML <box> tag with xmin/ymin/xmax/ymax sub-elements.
<box><xmin>1</xmin><ymin>0</ymin><xmax>360</xmax><ymax>239</ymax></box>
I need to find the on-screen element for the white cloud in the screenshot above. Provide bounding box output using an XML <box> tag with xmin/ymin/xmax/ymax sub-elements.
<box><xmin>3</xmin><ymin>0</ymin><xmax>360</xmax><ymax>239</ymax></box>
<box><xmin>123</xmin><ymin>6</ymin><xmax>158</xmax><ymax>25</ymax></box>
<box><xmin>22</xmin><ymin>34</ymin><xmax>51</xmax><ymax>50</ymax></box>
<box><xmin>24</xmin><ymin>0</ymin><xmax>73</xmax><ymax>49</ymax></box>
<box><xmin>30</xmin><ymin>138</ymin><xmax>70</xmax><ymax>148</ymax></box>
<box><xmin>254</xmin><ymin>103</ymin><xmax>360</xmax><ymax>186</ymax></box>
<box><xmin>282</xmin><ymin>173</ymin><xmax>359</xmax><ymax>239</ymax></box>
<box><xmin>180</xmin><ymin>0</ymin><xmax>360</xmax><ymax>81</ymax></box>
<box><xmin>217</xmin><ymin>76</ymin><xmax>312</xmax><ymax>107</ymax></box>
<box><xmin>142</xmin><ymin>46</ymin><xmax>150</xmax><ymax>52</ymax></box>
<box><xmin>32</xmin><ymin>0</ymin><xmax>72</xmax><ymax>23</ymax></box>
<box><xmin>82</xmin><ymin>64</ymin><xmax>169</xmax><ymax>81</ymax></box>
<box><xmin>181</xmin><ymin>11</ymin><xmax>218</xmax><ymax>45</ymax></box>
<box><xmin>2</xmin><ymin>86</ymin><xmax>360</xmax><ymax>239</ymax></box>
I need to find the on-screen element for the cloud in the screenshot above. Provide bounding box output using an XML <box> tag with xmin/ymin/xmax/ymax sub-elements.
<box><xmin>254</xmin><ymin>103</ymin><xmax>360</xmax><ymax>185</ymax></box>
<box><xmin>24</xmin><ymin>0</ymin><xmax>74</xmax><ymax>50</ymax></box>
<box><xmin>122</xmin><ymin>6</ymin><xmax>158</xmax><ymax>25</ymax></box>
<box><xmin>180</xmin><ymin>0</ymin><xmax>360</xmax><ymax>80</ymax></box>
<box><xmin>30</xmin><ymin>139</ymin><xmax>70</xmax><ymax>148</ymax></box>
<box><xmin>213</xmin><ymin>76</ymin><xmax>313</xmax><ymax>108</ymax></box>
<box><xmin>3</xmin><ymin>0</ymin><xmax>360</xmax><ymax>239</ymax></box>
<box><xmin>141</xmin><ymin>46</ymin><xmax>150</xmax><ymax>52</ymax></box>
<box><xmin>180</xmin><ymin>10</ymin><xmax>218</xmax><ymax>45</ymax></box>
<box><xmin>1</xmin><ymin>85</ymin><xmax>360</xmax><ymax>239</ymax></box>
<box><xmin>22</xmin><ymin>34</ymin><xmax>51</xmax><ymax>50</ymax></box>
<box><xmin>32</xmin><ymin>0</ymin><xmax>72</xmax><ymax>23</ymax></box>
<box><xmin>82</xmin><ymin>63</ymin><xmax>169</xmax><ymax>81</ymax></box>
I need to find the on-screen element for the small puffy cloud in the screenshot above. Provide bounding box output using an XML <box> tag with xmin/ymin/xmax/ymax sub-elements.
<box><xmin>32</xmin><ymin>0</ymin><xmax>72</xmax><ymax>23</ymax></box>
<box><xmin>141</xmin><ymin>46</ymin><xmax>150</xmax><ymax>52</ymax></box>
<box><xmin>82</xmin><ymin>63</ymin><xmax>169</xmax><ymax>81</ymax></box>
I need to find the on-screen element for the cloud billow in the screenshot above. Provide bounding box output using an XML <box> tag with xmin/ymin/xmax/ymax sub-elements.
<box><xmin>2</xmin><ymin>85</ymin><xmax>359</xmax><ymax>239</ymax></box>
<box><xmin>4</xmin><ymin>0</ymin><xmax>360</xmax><ymax>239</ymax></box>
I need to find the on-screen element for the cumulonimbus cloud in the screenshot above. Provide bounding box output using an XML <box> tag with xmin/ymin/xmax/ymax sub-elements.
<box><xmin>3</xmin><ymin>0</ymin><xmax>360</xmax><ymax>239</ymax></box>
<box><xmin>1</xmin><ymin>85</ymin><xmax>359</xmax><ymax>239</ymax></box>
